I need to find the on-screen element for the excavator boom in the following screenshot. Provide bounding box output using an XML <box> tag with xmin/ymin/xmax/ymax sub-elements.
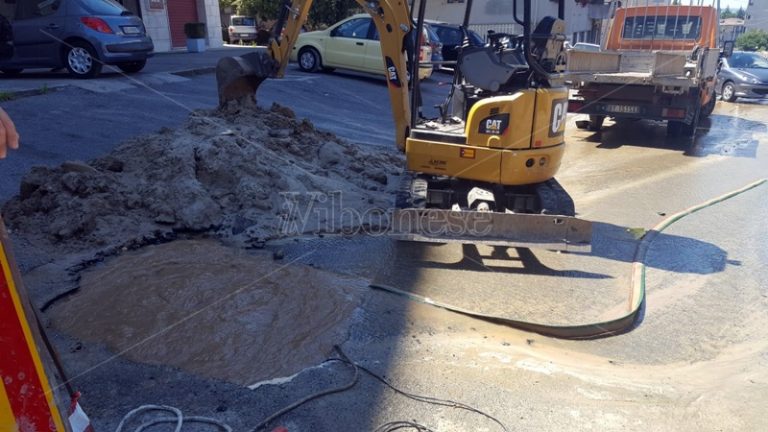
<box><xmin>215</xmin><ymin>0</ymin><xmax>414</xmax><ymax>151</ymax></box>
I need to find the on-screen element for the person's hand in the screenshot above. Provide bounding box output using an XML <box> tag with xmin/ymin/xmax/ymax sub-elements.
<box><xmin>0</xmin><ymin>108</ymin><xmax>19</xmax><ymax>159</ymax></box>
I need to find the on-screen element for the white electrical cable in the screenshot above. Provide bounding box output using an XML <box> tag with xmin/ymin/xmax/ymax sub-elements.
<box><xmin>114</xmin><ymin>404</ymin><xmax>232</xmax><ymax>432</ymax></box>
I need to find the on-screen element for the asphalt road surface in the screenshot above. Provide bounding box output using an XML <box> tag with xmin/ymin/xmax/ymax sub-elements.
<box><xmin>2</xmin><ymin>66</ymin><xmax>768</xmax><ymax>431</ymax></box>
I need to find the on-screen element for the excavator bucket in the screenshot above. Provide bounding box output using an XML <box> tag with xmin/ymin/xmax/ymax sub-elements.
<box><xmin>215</xmin><ymin>47</ymin><xmax>277</xmax><ymax>106</ymax></box>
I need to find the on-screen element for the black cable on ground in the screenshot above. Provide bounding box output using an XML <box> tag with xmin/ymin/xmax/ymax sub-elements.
<box><xmin>249</xmin><ymin>346</ymin><xmax>359</xmax><ymax>432</ymax></box>
<box><xmin>374</xmin><ymin>420</ymin><xmax>439</xmax><ymax>432</ymax></box>
<box><xmin>247</xmin><ymin>345</ymin><xmax>509</xmax><ymax>432</ymax></box>
<box><xmin>332</xmin><ymin>346</ymin><xmax>510</xmax><ymax>432</ymax></box>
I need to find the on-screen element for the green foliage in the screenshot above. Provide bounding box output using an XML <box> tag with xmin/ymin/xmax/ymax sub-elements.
<box><xmin>307</xmin><ymin>0</ymin><xmax>361</xmax><ymax>29</ymax></box>
<box><xmin>233</xmin><ymin>0</ymin><xmax>281</xmax><ymax>20</ymax></box>
<box><xmin>721</xmin><ymin>6</ymin><xmax>746</xmax><ymax>20</ymax></box>
<box><xmin>224</xmin><ymin>0</ymin><xmax>360</xmax><ymax>27</ymax></box>
<box><xmin>735</xmin><ymin>30</ymin><xmax>768</xmax><ymax>52</ymax></box>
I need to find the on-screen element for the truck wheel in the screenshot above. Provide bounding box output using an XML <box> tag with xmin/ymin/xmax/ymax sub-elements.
<box><xmin>680</xmin><ymin>121</ymin><xmax>696</xmax><ymax>137</ymax></box>
<box><xmin>588</xmin><ymin>115</ymin><xmax>605</xmax><ymax>131</ymax></box>
<box><xmin>667</xmin><ymin>121</ymin><xmax>683</xmax><ymax>136</ymax></box>
<box><xmin>667</xmin><ymin>120</ymin><xmax>696</xmax><ymax>137</ymax></box>
<box><xmin>700</xmin><ymin>90</ymin><xmax>716</xmax><ymax>118</ymax></box>
<box><xmin>298</xmin><ymin>47</ymin><xmax>321</xmax><ymax>72</ymax></box>
<box><xmin>721</xmin><ymin>81</ymin><xmax>737</xmax><ymax>103</ymax></box>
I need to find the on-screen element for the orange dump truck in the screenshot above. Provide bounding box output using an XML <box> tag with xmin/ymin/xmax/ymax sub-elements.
<box><xmin>566</xmin><ymin>5</ymin><xmax>722</xmax><ymax>136</ymax></box>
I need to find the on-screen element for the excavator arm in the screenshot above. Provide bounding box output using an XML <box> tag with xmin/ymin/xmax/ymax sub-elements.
<box><xmin>216</xmin><ymin>0</ymin><xmax>414</xmax><ymax>151</ymax></box>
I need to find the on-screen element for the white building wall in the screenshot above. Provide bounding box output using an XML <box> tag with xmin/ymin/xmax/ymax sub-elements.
<box><xmin>424</xmin><ymin>0</ymin><xmax>593</xmax><ymax>36</ymax></box>
<box><xmin>142</xmin><ymin>0</ymin><xmax>172</xmax><ymax>52</ymax></box>
<box><xmin>198</xmin><ymin>0</ymin><xmax>224</xmax><ymax>48</ymax></box>
<box><xmin>745</xmin><ymin>0</ymin><xmax>768</xmax><ymax>32</ymax></box>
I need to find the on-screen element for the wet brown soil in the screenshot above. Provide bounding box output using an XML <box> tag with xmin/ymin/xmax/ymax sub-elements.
<box><xmin>49</xmin><ymin>239</ymin><xmax>365</xmax><ymax>386</ymax></box>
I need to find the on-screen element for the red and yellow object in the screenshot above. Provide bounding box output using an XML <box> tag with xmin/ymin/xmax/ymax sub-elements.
<box><xmin>0</xmin><ymin>217</ymin><xmax>69</xmax><ymax>432</ymax></box>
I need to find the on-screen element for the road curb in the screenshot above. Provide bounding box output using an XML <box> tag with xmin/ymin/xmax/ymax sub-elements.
<box><xmin>1</xmin><ymin>87</ymin><xmax>62</xmax><ymax>101</ymax></box>
<box><xmin>170</xmin><ymin>66</ymin><xmax>216</xmax><ymax>77</ymax></box>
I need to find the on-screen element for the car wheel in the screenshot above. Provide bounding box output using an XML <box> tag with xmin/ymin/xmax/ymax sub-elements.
<box><xmin>117</xmin><ymin>60</ymin><xmax>147</xmax><ymax>74</ymax></box>
<box><xmin>721</xmin><ymin>81</ymin><xmax>737</xmax><ymax>103</ymax></box>
<box><xmin>298</xmin><ymin>47</ymin><xmax>321</xmax><ymax>72</ymax></box>
<box><xmin>65</xmin><ymin>41</ymin><xmax>102</xmax><ymax>79</ymax></box>
<box><xmin>0</xmin><ymin>68</ymin><xmax>23</xmax><ymax>76</ymax></box>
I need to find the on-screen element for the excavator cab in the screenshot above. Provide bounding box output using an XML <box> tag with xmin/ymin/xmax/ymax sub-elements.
<box><xmin>390</xmin><ymin>1</ymin><xmax>590</xmax><ymax>251</ymax></box>
<box><xmin>215</xmin><ymin>0</ymin><xmax>591</xmax><ymax>252</ymax></box>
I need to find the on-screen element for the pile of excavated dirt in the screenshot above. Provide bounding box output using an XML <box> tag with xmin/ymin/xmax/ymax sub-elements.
<box><xmin>2</xmin><ymin>104</ymin><xmax>402</xmax><ymax>257</ymax></box>
<box><xmin>49</xmin><ymin>239</ymin><xmax>364</xmax><ymax>386</ymax></box>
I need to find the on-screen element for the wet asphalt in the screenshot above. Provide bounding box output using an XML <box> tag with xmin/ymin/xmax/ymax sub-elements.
<box><xmin>2</xmin><ymin>67</ymin><xmax>768</xmax><ymax>431</ymax></box>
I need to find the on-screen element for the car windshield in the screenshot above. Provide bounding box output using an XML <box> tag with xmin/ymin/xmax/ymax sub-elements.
<box><xmin>232</xmin><ymin>17</ymin><xmax>255</xmax><ymax>26</ymax></box>
<box><xmin>435</xmin><ymin>26</ymin><xmax>484</xmax><ymax>46</ymax></box>
<box><xmin>729</xmin><ymin>53</ymin><xmax>768</xmax><ymax>69</ymax></box>
<box><xmin>79</xmin><ymin>0</ymin><xmax>129</xmax><ymax>15</ymax></box>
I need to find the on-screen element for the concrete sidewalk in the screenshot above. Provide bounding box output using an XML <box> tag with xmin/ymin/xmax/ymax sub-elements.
<box><xmin>0</xmin><ymin>45</ymin><xmax>257</xmax><ymax>97</ymax></box>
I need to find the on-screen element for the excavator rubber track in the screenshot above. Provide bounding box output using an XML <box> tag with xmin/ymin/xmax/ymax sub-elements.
<box><xmin>390</xmin><ymin>172</ymin><xmax>592</xmax><ymax>252</ymax></box>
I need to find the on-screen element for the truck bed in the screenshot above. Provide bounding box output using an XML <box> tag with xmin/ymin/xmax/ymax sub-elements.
<box><xmin>565</xmin><ymin>50</ymin><xmax>700</xmax><ymax>88</ymax></box>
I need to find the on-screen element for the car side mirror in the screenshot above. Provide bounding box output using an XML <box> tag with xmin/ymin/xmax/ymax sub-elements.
<box><xmin>722</xmin><ymin>41</ymin><xmax>734</xmax><ymax>58</ymax></box>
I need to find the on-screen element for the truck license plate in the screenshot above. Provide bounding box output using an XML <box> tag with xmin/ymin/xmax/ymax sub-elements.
<box><xmin>605</xmin><ymin>104</ymin><xmax>640</xmax><ymax>114</ymax></box>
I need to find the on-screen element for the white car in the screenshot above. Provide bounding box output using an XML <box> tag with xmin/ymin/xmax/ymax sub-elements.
<box><xmin>227</xmin><ymin>16</ymin><xmax>257</xmax><ymax>44</ymax></box>
<box><xmin>290</xmin><ymin>14</ymin><xmax>432</xmax><ymax>80</ymax></box>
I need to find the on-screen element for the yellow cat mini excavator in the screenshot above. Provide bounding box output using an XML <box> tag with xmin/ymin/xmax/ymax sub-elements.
<box><xmin>216</xmin><ymin>0</ymin><xmax>591</xmax><ymax>251</ymax></box>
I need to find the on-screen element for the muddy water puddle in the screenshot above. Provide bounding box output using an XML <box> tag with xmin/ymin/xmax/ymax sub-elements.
<box><xmin>49</xmin><ymin>239</ymin><xmax>365</xmax><ymax>386</ymax></box>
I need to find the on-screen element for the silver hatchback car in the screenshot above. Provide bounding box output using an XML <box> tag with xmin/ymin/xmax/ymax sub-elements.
<box><xmin>0</xmin><ymin>0</ymin><xmax>153</xmax><ymax>78</ymax></box>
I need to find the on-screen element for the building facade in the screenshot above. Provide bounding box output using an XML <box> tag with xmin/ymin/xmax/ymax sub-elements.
<box><xmin>745</xmin><ymin>0</ymin><xmax>768</xmax><ymax>31</ymax></box>
<box><xmin>119</xmin><ymin>0</ymin><xmax>224</xmax><ymax>52</ymax></box>
<box><xmin>423</xmin><ymin>0</ymin><xmax>597</xmax><ymax>44</ymax></box>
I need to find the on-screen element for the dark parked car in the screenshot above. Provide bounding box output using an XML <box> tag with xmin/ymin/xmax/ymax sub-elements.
<box><xmin>425</xmin><ymin>20</ymin><xmax>484</xmax><ymax>70</ymax></box>
<box><xmin>0</xmin><ymin>0</ymin><xmax>153</xmax><ymax>79</ymax></box>
<box><xmin>716</xmin><ymin>51</ymin><xmax>768</xmax><ymax>102</ymax></box>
